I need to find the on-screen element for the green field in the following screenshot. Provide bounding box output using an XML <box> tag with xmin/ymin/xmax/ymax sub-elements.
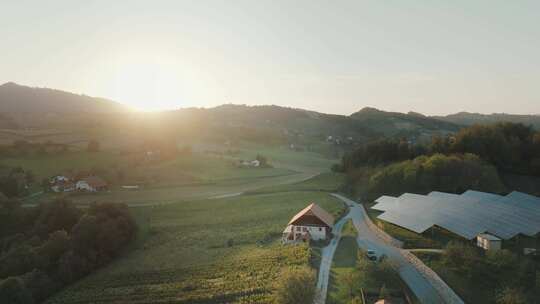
<box><xmin>6</xmin><ymin>143</ymin><xmax>339</xmax><ymax>205</ymax></box>
<box><xmin>46</xmin><ymin>190</ymin><xmax>346</xmax><ymax>303</ymax></box>
<box><xmin>246</xmin><ymin>172</ymin><xmax>345</xmax><ymax>195</ymax></box>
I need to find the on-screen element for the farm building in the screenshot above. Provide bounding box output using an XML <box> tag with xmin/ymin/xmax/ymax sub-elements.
<box><xmin>477</xmin><ymin>233</ymin><xmax>502</xmax><ymax>251</ymax></box>
<box><xmin>282</xmin><ymin>203</ymin><xmax>334</xmax><ymax>243</ymax></box>
<box><xmin>373</xmin><ymin>190</ymin><xmax>540</xmax><ymax>249</ymax></box>
<box><xmin>76</xmin><ymin>176</ymin><xmax>108</xmax><ymax>192</ymax></box>
<box><xmin>50</xmin><ymin>174</ymin><xmax>76</xmax><ymax>192</ymax></box>
<box><xmin>237</xmin><ymin>159</ymin><xmax>260</xmax><ymax>168</ymax></box>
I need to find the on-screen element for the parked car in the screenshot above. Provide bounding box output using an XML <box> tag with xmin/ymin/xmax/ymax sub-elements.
<box><xmin>366</xmin><ymin>249</ymin><xmax>377</xmax><ymax>261</ymax></box>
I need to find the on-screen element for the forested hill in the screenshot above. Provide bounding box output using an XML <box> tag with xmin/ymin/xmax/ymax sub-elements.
<box><xmin>156</xmin><ymin>104</ymin><xmax>462</xmax><ymax>145</ymax></box>
<box><xmin>350</xmin><ymin>107</ymin><xmax>461</xmax><ymax>136</ymax></box>
<box><xmin>0</xmin><ymin>82</ymin><xmax>129</xmax><ymax>113</ymax></box>
<box><xmin>435</xmin><ymin>112</ymin><xmax>540</xmax><ymax>130</ymax></box>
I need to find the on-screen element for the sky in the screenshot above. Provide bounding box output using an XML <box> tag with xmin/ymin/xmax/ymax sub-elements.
<box><xmin>1</xmin><ymin>0</ymin><xmax>539</xmax><ymax>115</ymax></box>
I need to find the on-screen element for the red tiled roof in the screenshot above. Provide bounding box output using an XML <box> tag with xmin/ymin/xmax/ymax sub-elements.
<box><xmin>288</xmin><ymin>203</ymin><xmax>335</xmax><ymax>227</ymax></box>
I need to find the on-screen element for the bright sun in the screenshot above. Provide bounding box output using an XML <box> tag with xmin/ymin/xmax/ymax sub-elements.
<box><xmin>111</xmin><ymin>63</ymin><xmax>182</xmax><ymax>111</ymax></box>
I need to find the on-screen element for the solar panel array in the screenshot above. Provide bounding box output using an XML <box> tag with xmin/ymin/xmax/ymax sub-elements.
<box><xmin>372</xmin><ymin>190</ymin><xmax>540</xmax><ymax>240</ymax></box>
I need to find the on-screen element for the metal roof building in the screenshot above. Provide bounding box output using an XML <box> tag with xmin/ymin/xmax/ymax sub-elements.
<box><xmin>373</xmin><ymin>191</ymin><xmax>540</xmax><ymax>240</ymax></box>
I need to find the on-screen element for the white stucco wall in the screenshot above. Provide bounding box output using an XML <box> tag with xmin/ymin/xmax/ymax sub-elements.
<box><xmin>76</xmin><ymin>181</ymin><xmax>95</xmax><ymax>192</ymax></box>
<box><xmin>291</xmin><ymin>225</ymin><xmax>328</xmax><ymax>240</ymax></box>
<box><xmin>477</xmin><ymin>236</ymin><xmax>501</xmax><ymax>251</ymax></box>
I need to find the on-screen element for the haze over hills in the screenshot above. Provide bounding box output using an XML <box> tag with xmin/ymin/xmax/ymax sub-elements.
<box><xmin>0</xmin><ymin>82</ymin><xmax>129</xmax><ymax>114</ymax></box>
<box><xmin>350</xmin><ymin>107</ymin><xmax>460</xmax><ymax>137</ymax></box>
<box><xmin>1</xmin><ymin>82</ymin><xmax>539</xmax><ymax>144</ymax></box>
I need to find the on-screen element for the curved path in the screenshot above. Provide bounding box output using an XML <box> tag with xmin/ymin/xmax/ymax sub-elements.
<box><xmin>316</xmin><ymin>194</ymin><xmax>445</xmax><ymax>304</ymax></box>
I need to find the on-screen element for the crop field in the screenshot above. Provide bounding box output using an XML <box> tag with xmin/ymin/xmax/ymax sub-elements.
<box><xmin>47</xmin><ymin>190</ymin><xmax>346</xmax><ymax>303</ymax></box>
<box><xmin>237</xmin><ymin>145</ymin><xmax>338</xmax><ymax>174</ymax></box>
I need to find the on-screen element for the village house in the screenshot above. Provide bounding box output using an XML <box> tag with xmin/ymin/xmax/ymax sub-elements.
<box><xmin>476</xmin><ymin>233</ymin><xmax>502</xmax><ymax>251</ymax></box>
<box><xmin>237</xmin><ymin>159</ymin><xmax>260</xmax><ymax>168</ymax></box>
<box><xmin>282</xmin><ymin>203</ymin><xmax>335</xmax><ymax>243</ymax></box>
<box><xmin>49</xmin><ymin>174</ymin><xmax>76</xmax><ymax>192</ymax></box>
<box><xmin>76</xmin><ymin>176</ymin><xmax>108</xmax><ymax>192</ymax></box>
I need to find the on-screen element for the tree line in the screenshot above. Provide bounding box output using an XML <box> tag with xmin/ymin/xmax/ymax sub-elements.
<box><xmin>429</xmin><ymin>241</ymin><xmax>538</xmax><ymax>303</ymax></box>
<box><xmin>366</xmin><ymin>153</ymin><xmax>505</xmax><ymax>198</ymax></box>
<box><xmin>338</xmin><ymin>122</ymin><xmax>540</xmax><ymax>197</ymax></box>
<box><xmin>342</xmin><ymin>122</ymin><xmax>540</xmax><ymax>176</ymax></box>
<box><xmin>0</xmin><ymin>197</ymin><xmax>137</xmax><ymax>303</ymax></box>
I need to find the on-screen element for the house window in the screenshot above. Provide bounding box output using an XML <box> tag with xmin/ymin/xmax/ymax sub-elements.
<box><xmin>296</xmin><ymin>226</ymin><xmax>301</xmax><ymax>232</ymax></box>
<box><xmin>319</xmin><ymin>227</ymin><xmax>322</xmax><ymax>231</ymax></box>
<box><xmin>302</xmin><ymin>227</ymin><xmax>307</xmax><ymax>232</ymax></box>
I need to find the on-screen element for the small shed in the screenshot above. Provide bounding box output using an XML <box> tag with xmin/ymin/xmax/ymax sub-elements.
<box><xmin>476</xmin><ymin>233</ymin><xmax>502</xmax><ymax>251</ymax></box>
<box><xmin>76</xmin><ymin>176</ymin><xmax>108</xmax><ymax>192</ymax></box>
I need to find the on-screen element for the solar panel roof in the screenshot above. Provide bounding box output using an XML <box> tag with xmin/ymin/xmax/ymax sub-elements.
<box><xmin>373</xmin><ymin>190</ymin><xmax>540</xmax><ymax>240</ymax></box>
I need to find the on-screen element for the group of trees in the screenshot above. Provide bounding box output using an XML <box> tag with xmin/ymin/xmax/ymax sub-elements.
<box><xmin>273</xmin><ymin>266</ymin><xmax>317</xmax><ymax>304</ymax></box>
<box><xmin>335</xmin><ymin>249</ymin><xmax>401</xmax><ymax>303</ymax></box>
<box><xmin>0</xmin><ymin>197</ymin><xmax>137</xmax><ymax>303</ymax></box>
<box><xmin>366</xmin><ymin>153</ymin><xmax>505</xmax><ymax>198</ymax></box>
<box><xmin>342</xmin><ymin>122</ymin><xmax>540</xmax><ymax>176</ymax></box>
<box><xmin>340</xmin><ymin>122</ymin><xmax>540</xmax><ymax>197</ymax></box>
<box><xmin>439</xmin><ymin>241</ymin><xmax>537</xmax><ymax>303</ymax></box>
<box><xmin>441</xmin><ymin>123</ymin><xmax>540</xmax><ymax>176</ymax></box>
<box><xmin>0</xmin><ymin>167</ymin><xmax>34</xmax><ymax>198</ymax></box>
<box><xmin>341</xmin><ymin>138</ymin><xmax>426</xmax><ymax>170</ymax></box>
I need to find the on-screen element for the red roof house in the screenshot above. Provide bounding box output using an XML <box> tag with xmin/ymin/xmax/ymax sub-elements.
<box><xmin>283</xmin><ymin>203</ymin><xmax>335</xmax><ymax>243</ymax></box>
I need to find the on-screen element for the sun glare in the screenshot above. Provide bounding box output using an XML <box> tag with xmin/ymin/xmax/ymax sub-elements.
<box><xmin>110</xmin><ymin>61</ymin><xmax>184</xmax><ymax>112</ymax></box>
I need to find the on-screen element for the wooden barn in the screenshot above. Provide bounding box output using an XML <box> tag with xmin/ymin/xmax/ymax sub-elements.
<box><xmin>282</xmin><ymin>203</ymin><xmax>334</xmax><ymax>243</ymax></box>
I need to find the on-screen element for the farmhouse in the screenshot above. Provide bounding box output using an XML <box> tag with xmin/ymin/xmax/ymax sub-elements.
<box><xmin>282</xmin><ymin>203</ymin><xmax>334</xmax><ymax>243</ymax></box>
<box><xmin>50</xmin><ymin>174</ymin><xmax>76</xmax><ymax>192</ymax></box>
<box><xmin>237</xmin><ymin>159</ymin><xmax>260</xmax><ymax>168</ymax></box>
<box><xmin>76</xmin><ymin>176</ymin><xmax>108</xmax><ymax>192</ymax></box>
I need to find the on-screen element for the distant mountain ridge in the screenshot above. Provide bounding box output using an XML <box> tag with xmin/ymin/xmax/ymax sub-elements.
<box><xmin>1</xmin><ymin>81</ymin><xmax>539</xmax><ymax>141</ymax></box>
<box><xmin>0</xmin><ymin>82</ymin><xmax>129</xmax><ymax>113</ymax></box>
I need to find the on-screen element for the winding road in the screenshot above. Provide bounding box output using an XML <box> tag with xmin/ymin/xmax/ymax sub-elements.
<box><xmin>316</xmin><ymin>194</ymin><xmax>445</xmax><ymax>304</ymax></box>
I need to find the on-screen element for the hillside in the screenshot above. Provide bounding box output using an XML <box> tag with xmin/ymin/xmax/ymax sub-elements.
<box><xmin>0</xmin><ymin>85</ymin><xmax>471</xmax><ymax>152</ymax></box>
<box><xmin>0</xmin><ymin>82</ymin><xmax>129</xmax><ymax>114</ymax></box>
<box><xmin>158</xmin><ymin>105</ymin><xmax>461</xmax><ymax>146</ymax></box>
<box><xmin>0</xmin><ymin>83</ymin><xmax>467</xmax><ymax>148</ymax></box>
<box><xmin>435</xmin><ymin>112</ymin><xmax>540</xmax><ymax>130</ymax></box>
<box><xmin>350</xmin><ymin>107</ymin><xmax>461</xmax><ymax>138</ymax></box>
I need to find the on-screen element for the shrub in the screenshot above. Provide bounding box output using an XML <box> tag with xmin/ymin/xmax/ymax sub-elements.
<box><xmin>273</xmin><ymin>266</ymin><xmax>317</xmax><ymax>304</ymax></box>
<box><xmin>0</xmin><ymin>277</ymin><xmax>34</xmax><ymax>304</ymax></box>
<box><xmin>496</xmin><ymin>287</ymin><xmax>527</xmax><ymax>304</ymax></box>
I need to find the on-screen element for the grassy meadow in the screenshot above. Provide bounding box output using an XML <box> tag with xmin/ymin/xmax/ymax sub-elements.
<box><xmin>46</xmin><ymin>190</ymin><xmax>346</xmax><ymax>303</ymax></box>
<box><xmin>327</xmin><ymin>219</ymin><xmax>359</xmax><ymax>304</ymax></box>
<box><xmin>1</xmin><ymin>141</ymin><xmax>339</xmax><ymax>205</ymax></box>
